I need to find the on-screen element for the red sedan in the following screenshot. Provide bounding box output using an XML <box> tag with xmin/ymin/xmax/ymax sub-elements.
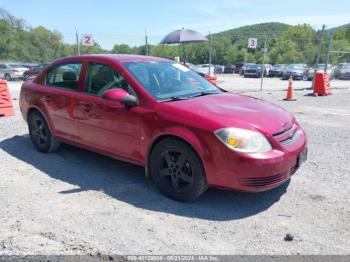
<box><xmin>19</xmin><ymin>55</ymin><xmax>307</xmax><ymax>201</ymax></box>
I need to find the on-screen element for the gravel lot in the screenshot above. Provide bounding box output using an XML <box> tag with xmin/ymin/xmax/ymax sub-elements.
<box><xmin>0</xmin><ymin>76</ymin><xmax>350</xmax><ymax>255</ymax></box>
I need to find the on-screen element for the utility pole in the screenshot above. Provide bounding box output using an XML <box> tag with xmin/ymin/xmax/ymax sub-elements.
<box><xmin>315</xmin><ymin>24</ymin><xmax>326</xmax><ymax>66</ymax></box>
<box><xmin>325</xmin><ymin>32</ymin><xmax>333</xmax><ymax>72</ymax></box>
<box><xmin>75</xmin><ymin>27</ymin><xmax>80</xmax><ymax>56</ymax></box>
<box><xmin>260</xmin><ymin>33</ymin><xmax>267</xmax><ymax>92</ymax></box>
<box><xmin>208</xmin><ymin>31</ymin><xmax>212</xmax><ymax>76</ymax></box>
<box><xmin>145</xmin><ymin>28</ymin><xmax>149</xmax><ymax>56</ymax></box>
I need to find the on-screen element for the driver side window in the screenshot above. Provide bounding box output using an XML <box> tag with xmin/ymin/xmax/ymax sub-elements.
<box><xmin>85</xmin><ymin>63</ymin><xmax>132</xmax><ymax>96</ymax></box>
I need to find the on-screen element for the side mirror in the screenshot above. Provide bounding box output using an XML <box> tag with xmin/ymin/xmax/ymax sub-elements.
<box><xmin>102</xmin><ymin>88</ymin><xmax>138</xmax><ymax>107</ymax></box>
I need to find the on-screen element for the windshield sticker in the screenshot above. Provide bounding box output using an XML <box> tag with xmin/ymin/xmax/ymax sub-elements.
<box><xmin>173</xmin><ymin>63</ymin><xmax>190</xmax><ymax>72</ymax></box>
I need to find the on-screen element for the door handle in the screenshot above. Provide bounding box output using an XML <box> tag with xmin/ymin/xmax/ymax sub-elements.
<box><xmin>44</xmin><ymin>96</ymin><xmax>51</xmax><ymax>102</ymax></box>
<box><xmin>79</xmin><ymin>103</ymin><xmax>92</xmax><ymax>112</ymax></box>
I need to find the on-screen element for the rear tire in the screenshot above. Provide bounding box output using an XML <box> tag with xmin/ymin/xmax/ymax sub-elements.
<box><xmin>28</xmin><ymin>111</ymin><xmax>60</xmax><ymax>153</ymax></box>
<box><xmin>150</xmin><ymin>138</ymin><xmax>207</xmax><ymax>202</ymax></box>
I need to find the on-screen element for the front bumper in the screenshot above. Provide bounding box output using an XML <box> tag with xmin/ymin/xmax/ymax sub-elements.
<box><xmin>245</xmin><ymin>71</ymin><xmax>261</xmax><ymax>77</ymax></box>
<box><xmin>339</xmin><ymin>73</ymin><xmax>350</xmax><ymax>79</ymax></box>
<box><xmin>204</xmin><ymin>126</ymin><xmax>307</xmax><ymax>192</ymax></box>
<box><xmin>282</xmin><ymin>73</ymin><xmax>303</xmax><ymax>80</ymax></box>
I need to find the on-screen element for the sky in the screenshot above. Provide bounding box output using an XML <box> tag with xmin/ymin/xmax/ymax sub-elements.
<box><xmin>1</xmin><ymin>0</ymin><xmax>349</xmax><ymax>49</ymax></box>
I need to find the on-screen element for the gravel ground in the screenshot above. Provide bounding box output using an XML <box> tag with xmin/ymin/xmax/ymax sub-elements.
<box><xmin>0</xmin><ymin>77</ymin><xmax>350</xmax><ymax>255</ymax></box>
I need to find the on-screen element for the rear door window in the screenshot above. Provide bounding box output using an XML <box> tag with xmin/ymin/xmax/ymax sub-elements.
<box><xmin>45</xmin><ymin>63</ymin><xmax>82</xmax><ymax>90</ymax></box>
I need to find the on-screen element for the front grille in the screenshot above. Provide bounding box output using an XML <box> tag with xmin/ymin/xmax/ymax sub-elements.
<box><xmin>241</xmin><ymin>173</ymin><xmax>286</xmax><ymax>187</ymax></box>
<box><xmin>280</xmin><ymin>132</ymin><xmax>300</xmax><ymax>147</ymax></box>
<box><xmin>273</xmin><ymin>124</ymin><xmax>300</xmax><ymax>147</ymax></box>
<box><xmin>245</xmin><ymin>70</ymin><xmax>257</xmax><ymax>73</ymax></box>
<box><xmin>290</xmin><ymin>165</ymin><xmax>299</xmax><ymax>175</ymax></box>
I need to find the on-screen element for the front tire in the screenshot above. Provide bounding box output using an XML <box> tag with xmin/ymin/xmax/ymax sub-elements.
<box><xmin>150</xmin><ymin>138</ymin><xmax>207</xmax><ymax>202</ymax></box>
<box><xmin>28</xmin><ymin>111</ymin><xmax>60</xmax><ymax>153</ymax></box>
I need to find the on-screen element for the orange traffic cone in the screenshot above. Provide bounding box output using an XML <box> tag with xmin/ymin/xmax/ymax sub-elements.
<box><xmin>284</xmin><ymin>76</ymin><xmax>297</xmax><ymax>101</ymax></box>
<box><xmin>0</xmin><ymin>80</ymin><xmax>15</xmax><ymax>117</ymax></box>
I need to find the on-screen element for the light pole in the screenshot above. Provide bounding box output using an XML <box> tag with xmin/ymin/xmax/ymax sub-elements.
<box><xmin>260</xmin><ymin>34</ymin><xmax>267</xmax><ymax>92</ymax></box>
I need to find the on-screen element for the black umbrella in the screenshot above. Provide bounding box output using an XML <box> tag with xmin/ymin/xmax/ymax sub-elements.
<box><xmin>160</xmin><ymin>28</ymin><xmax>208</xmax><ymax>44</ymax></box>
<box><xmin>160</xmin><ymin>28</ymin><xmax>209</xmax><ymax>65</ymax></box>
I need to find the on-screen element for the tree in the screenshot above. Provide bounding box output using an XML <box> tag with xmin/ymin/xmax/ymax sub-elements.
<box><xmin>112</xmin><ymin>44</ymin><xmax>133</xmax><ymax>54</ymax></box>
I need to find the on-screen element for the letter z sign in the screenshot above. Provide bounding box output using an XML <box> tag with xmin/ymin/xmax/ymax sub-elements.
<box><xmin>248</xmin><ymin>38</ymin><xmax>257</xmax><ymax>49</ymax></box>
<box><xmin>82</xmin><ymin>34</ymin><xmax>94</xmax><ymax>46</ymax></box>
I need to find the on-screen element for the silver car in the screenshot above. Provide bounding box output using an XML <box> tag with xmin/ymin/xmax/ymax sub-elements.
<box><xmin>194</xmin><ymin>64</ymin><xmax>215</xmax><ymax>76</ymax></box>
<box><xmin>306</xmin><ymin>64</ymin><xmax>334</xmax><ymax>81</ymax></box>
<box><xmin>0</xmin><ymin>63</ymin><xmax>29</xmax><ymax>81</ymax></box>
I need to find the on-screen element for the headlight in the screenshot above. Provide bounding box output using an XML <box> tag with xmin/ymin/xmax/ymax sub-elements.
<box><xmin>215</xmin><ymin>127</ymin><xmax>272</xmax><ymax>153</ymax></box>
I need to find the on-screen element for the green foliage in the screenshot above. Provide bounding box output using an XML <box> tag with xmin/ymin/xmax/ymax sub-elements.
<box><xmin>0</xmin><ymin>8</ymin><xmax>106</xmax><ymax>62</ymax></box>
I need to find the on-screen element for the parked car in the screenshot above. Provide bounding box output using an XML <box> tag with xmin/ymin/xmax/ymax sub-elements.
<box><xmin>20</xmin><ymin>55</ymin><xmax>307</xmax><ymax>202</ymax></box>
<box><xmin>187</xmin><ymin>63</ymin><xmax>217</xmax><ymax>84</ymax></box>
<box><xmin>281</xmin><ymin>64</ymin><xmax>308</xmax><ymax>80</ymax></box>
<box><xmin>223</xmin><ymin>64</ymin><xmax>235</xmax><ymax>74</ymax></box>
<box><xmin>333</xmin><ymin>63</ymin><xmax>350</xmax><ymax>79</ymax></box>
<box><xmin>0</xmin><ymin>63</ymin><xmax>29</xmax><ymax>81</ymax></box>
<box><xmin>194</xmin><ymin>64</ymin><xmax>215</xmax><ymax>76</ymax></box>
<box><xmin>269</xmin><ymin>64</ymin><xmax>286</xmax><ymax>77</ymax></box>
<box><xmin>244</xmin><ymin>64</ymin><xmax>265</xmax><ymax>78</ymax></box>
<box><xmin>214</xmin><ymin>65</ymin><xmax>224</xmax><ymax>74</ymax></box>
<box><xmin>305</xmin><ymin>64</ymin><xmax>334</xmax><ymax>81</ymax></box>
<box><xmin>23</xmin><ymin>63</ymin><xmax>48</xmax><ymax>81</ymax></box>
<box><xmin>335</xmin><ymin>63</ymin><xmax>350</xmax><ymax>80</ymax></box>
<box><xmin>240</xmin><ymin>63</ymin><xmax>255</xmax><ymax>75</ymax></box>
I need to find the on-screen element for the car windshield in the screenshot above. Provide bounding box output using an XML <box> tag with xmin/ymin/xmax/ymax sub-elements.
<box><xmin>287</xmin><ymin>64</ymin><xmax>304</xmax><ymax>70</ymax></box>
<box><xmin>123</xmin><ymin>61</ymin><xmax>221</xmax><ymax>102</ymax></box>
<box><xmin>315</xmin><ymin>64</ymin><xmax>326</xmax><ymax>69</ymax></box>
<box><xmin>9</xmin><ymin>64</ymin><xmax>23</xmax><ymax>68</ymax></box>
<box><xmin>274</xmin><ymin>64</ymin><xmax>285</xmax><ymax>69</ymax></box>
<box><xmin>343</xmin><ymin>64</ymin><xmax>350</xmax><ymax>69</ymax></box>
<box><xmin>247</xmin><ymin>64</ymin><xmax>260</xmax><ymax>69</ymax></box>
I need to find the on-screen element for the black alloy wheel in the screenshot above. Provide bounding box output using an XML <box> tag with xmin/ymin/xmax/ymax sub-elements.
<box><xmin>150</xmin><ymin>138</ymin><xmax>207</xmax><ymax>202</ymax></box>
<box><xmin>28</xmin><ymin>111</ymin><xmax>60</xmax><ymax>153</ymax></box>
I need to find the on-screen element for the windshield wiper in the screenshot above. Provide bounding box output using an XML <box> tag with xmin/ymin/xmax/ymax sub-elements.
<box><xmin>190</xmin><ymin>90</ymin><xmax>220</xmax><ymax>98</ymax></box>
<box><xmin>159</xmin><ymin>96</ymin><xmax>191</xmax><ymax>102</ymax></box>
<box><xmin>159</xmin><ymin>91</ymin><xmax>220</xmax><ymax>102</ymax></box>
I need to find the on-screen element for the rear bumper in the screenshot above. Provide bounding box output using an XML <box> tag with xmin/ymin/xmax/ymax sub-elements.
<box><xmin>10</xmin><ymin>72</ymin><xmax>25</xmax><ymax>79</ymax></box>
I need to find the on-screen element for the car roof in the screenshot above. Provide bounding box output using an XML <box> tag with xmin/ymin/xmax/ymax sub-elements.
<box><xmin>51</xmin><ymin>54</ymin><xmax>169</xmax><ymax>64</ymax></box>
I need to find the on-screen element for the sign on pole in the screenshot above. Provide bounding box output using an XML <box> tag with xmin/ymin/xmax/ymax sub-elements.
<box><xmin>261</xmin><ymin>47</ymin><xmax>268</xmax><ymax>53</ymax></box>
<box><xmin>81</xmin><ymin>34</ymin><xmax>94</xmax><ymax>46</ymax></box>
<box><xmin>248</xmin><ymin>38</ymin><xmax>257</xmax><ymax>49</ymax></box>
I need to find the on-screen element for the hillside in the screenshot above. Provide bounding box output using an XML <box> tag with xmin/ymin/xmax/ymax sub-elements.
<box><xmin>212</xmin><ymin>22</ymin><xmax>292</xmax><ymax>42</ymax></box>
<box><xmin>327</xmin><ymin>23</ymin><xmax>350</xmax><ymax>32</ymax></box>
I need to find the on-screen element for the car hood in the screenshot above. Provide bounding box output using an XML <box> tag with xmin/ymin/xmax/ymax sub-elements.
<box><xmin>157</xmin><ymin>93</ymin><xmax>294</xmax><ymax>135</ymax></box>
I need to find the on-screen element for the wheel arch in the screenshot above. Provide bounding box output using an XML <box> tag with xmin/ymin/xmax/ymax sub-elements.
<box><xmin>26</xmin><ymin>106</ymin><xmax>54</xmax><ymax>134</ymax></box>
<box><xmin>146</xmin><ymin>128</ymin><xmax>211</xmax><ymax>179</ymax></box>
